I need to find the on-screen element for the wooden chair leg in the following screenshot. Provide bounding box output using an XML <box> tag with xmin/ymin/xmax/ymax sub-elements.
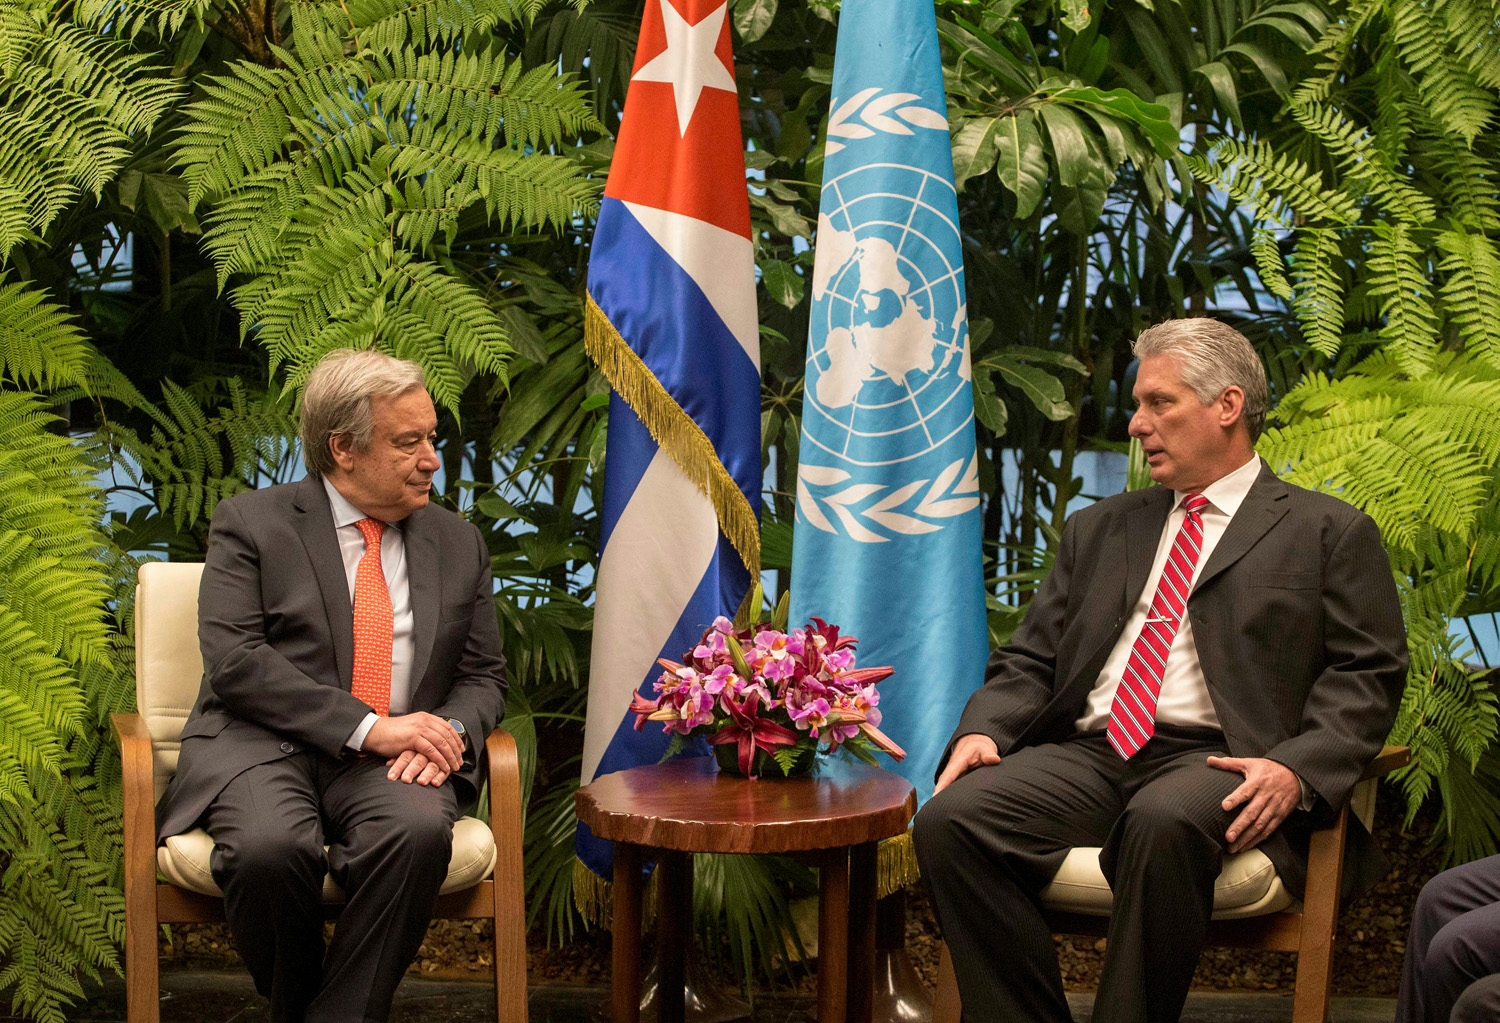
<box><xmin>1292</xmin><ymin>805</ymin><xmax>1349</xmax><ymax>1023</ymax></box>
<box><xmin>486</xmin><ymin>729</ymin><xmax>528</xmax><ymax>1023</ymax></box>
<box><xmin>933</xmin><ymin>940</ymin><xmax>961</xmax><ymax>1023</ymax></box>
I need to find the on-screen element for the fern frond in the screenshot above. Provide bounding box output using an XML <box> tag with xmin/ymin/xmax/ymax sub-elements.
<box><xmin>1189</xmin><ymin>138</ymin><xmax>1358</xmax><ymax>228</ymax></box>
<box><xmin>1421</xmin><ymin>127</ymin><xmax>1500</xmax><ymax>231</ymax></box>
<box><xmin>1436</xmin><ymin>230</ymin><xmax>1500</xmax><ymax>368</ymax></box>
<box><xmin>1388</xmin><ymin>0</ymin><xmax>1496</xmax><ymax>145</ymax></box>
<box><xmin>1287</xmin><ymin>97</ymin><xmax>1436</xmax><ymax>223</ymax></box>
<box><xmin>172</xmin><ymin>51</ymin><xmax>363</xmax><ymax>206</ymax></box>
<box><xmin>1249</xmin><ymin>227</ymin><xmax>1293</xmax><ymax>300</ymax></box>
<box><xmin>387</xmin><ymin>122</ymin><xmax>598</xmax><ymax>233</ymax></box>
<box><xmin>75</xmin><ymin>0</ymin><xmax>215</xmax><ymax>39</ymax></box>
<box><xmin>0</xmin><ymin>280</ymin><xmax>93</xmax><ymax>390</ymax></box>
<box><xmin>1288</xmin><ymin>227</ymin><xmax>1347</xmax><ymax>356</ymax></box>
<box><xmin>0</xmin><ymin>7</ymin><xmax>177</xmax><ymax>259</ymax></box>
<box><xmin>1368</xmin><ymin>222</ymin><xmax>1440</xmax><ymax>374</ymax></box>
<box><xmin>345</xmin><ymin>0</ymin><xmax>537</xmax><ymax>52</ymax></box>
<box><xmin>368</xmin><ymin>49</ymin><xmax>602</xmax><ymax>149</ymax></box>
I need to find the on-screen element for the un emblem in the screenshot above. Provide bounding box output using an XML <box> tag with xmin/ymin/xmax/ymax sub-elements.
<box><xmin>798</xmin><ymin>157</ymin><xmax>980</xmax><ymax>544</ymax></box>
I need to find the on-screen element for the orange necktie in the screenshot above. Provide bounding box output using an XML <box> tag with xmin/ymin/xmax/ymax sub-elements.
<box><xmin>351</xmin><ymin>518</ymin><xmax>393</xmax><ymax>716</ymax></box>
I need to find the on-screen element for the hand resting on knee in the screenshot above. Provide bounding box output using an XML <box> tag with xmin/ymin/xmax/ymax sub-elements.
<box><xmin>935</xmin><ymin>734</ymin><xmax>1002</xmax><ymax>795</ymax></box>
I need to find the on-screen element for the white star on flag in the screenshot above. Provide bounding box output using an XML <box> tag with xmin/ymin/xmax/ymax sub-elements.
<box><xmin>630</xmin><ymin>0</ymin><xmax>737</xmax><ymax>136</ymax></box>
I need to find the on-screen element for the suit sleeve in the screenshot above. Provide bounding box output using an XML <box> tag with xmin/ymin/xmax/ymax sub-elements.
<box><xmin>198</xmin><ymin>497</ymin><xmax>376</xmax><ymax>757</ymax></box>
<box><xmin>938</xmin><ymin>512</ymin><xmax>1078</xmax><ymax>777</ymax></box>
<box><xmin>432</xmin><ymin>521</ymin><xmax>508</xmax><ymax>770</ymax></box>
<box><xmin>1264</xmin><ymin>512</ymin><xmax>1407</xmax><ymax>811</ymax></box>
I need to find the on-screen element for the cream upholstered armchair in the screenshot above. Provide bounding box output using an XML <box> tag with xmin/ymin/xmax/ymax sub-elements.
<box><xmin>113</xmin><ymin>561</ymin><xmax>528</xmax><ymax>1023</ymax></box>
<box><xmin>932</xmin><ymin>745</ymin><xmax>1409</xmax><ymax>1023</ymax></box>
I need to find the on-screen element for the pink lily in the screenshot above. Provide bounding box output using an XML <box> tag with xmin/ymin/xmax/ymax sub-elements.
<box><xmin>707</xmin><ymin>692</ymin><xmax>801</xmax><ymax>777</ymax></box>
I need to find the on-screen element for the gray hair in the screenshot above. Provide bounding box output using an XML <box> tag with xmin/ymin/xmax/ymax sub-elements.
<box><xmin>1133</xmin><ymin>318</ymin><xmax>1270</xmax><ymax>442</ymax></box>
<box><xmin>298</xmin><ymin>349</ymin><xmax>428</xmax><ymax>477</ymax></box>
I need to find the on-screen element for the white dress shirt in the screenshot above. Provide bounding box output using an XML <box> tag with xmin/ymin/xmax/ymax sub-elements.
<box><xmin>324</xmin><ymin>478</ymin><xmax>415</xmax><ymax>750</ymax></box>
<box><xmin>1075</xmin><ymin>454</ymin><xmax>1263</xmax><ymax>733</ymax></box>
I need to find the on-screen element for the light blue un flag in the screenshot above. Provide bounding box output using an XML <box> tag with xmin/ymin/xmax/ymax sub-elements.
<box><xmin>790</xmin><ymin>0</ymin><xmax>988</xmax><ymax>806</ymax></box>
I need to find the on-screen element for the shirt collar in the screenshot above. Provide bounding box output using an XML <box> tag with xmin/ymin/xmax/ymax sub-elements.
<box><xmin>322</xmin><ymin>477</ymin><xmax>399</xmax><ymax>532</ymax></box>
<box><xmin>1174</xmin><ymin>454</ymin><xmax>1261</xmax><ymax>518</ymax></box>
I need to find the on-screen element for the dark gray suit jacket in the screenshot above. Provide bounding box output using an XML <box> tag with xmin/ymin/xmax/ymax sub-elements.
<box><xmin>945</xmin><ymin>460</ymin><xmax>1408</xmax><ymax>898</ymax></box>
<box><xmin>156</xmin><ymin>476</ymin><xmax>508</xmax><ymax>841</ymax></box>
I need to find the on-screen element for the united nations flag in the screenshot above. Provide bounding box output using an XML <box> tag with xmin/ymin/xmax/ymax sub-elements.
<box><xmin>790</xmin><ymin>0</ymin><xmax>988</xmax><ymax>813</ymax></box>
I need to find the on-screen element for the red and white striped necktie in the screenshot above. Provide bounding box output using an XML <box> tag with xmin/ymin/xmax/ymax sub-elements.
<box><xmin>1107</xmin><ymin>493</ymin><xmax>1210</xmax><ymax>759</ymax></box>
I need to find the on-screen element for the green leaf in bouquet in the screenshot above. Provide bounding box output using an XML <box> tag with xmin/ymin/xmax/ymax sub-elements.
<box><xmin>841</xmin><ymin>734</ymin><xmax>880</xmax><ymax>766</ymax></box>
<box><xmin>726</xmin><ymin>633</ymin><xmax>755</xmax><ymax>681</ymax></box>
<box><xmin>771</xmin><ymin>745</ymin><xmax>803</xmax><ymax>775</ymax></box>
<box><xmin>772</xmin><ymin>589</ymin><xmax>790</xmax><ymax>632</ymax></box>
<box><xmin>659</xmin><ymin>731</ymin><xmax>688</xmax><ymax>763</ymax></box>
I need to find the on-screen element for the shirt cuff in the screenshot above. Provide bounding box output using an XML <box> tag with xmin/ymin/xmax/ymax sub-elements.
<box><xmin>346</xmin><ymin>712</ymin><xmax>378</xmax><ymax>752</ymax></box>
<box><xmin>1297</xmin><ymin>774</ymin><xmax>1314</xmax><ymax>812</ymax></box>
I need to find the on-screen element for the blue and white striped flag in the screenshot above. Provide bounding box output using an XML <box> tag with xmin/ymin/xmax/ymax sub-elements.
<box><xmin>790</xmin><ymin>0</ymin><xmax>988</xmax><ymax>806</ymax></box>
<box><xmin>574</xmin><ymin>0</ymin><xmax>761</xmax><ymax>904</ymax></box>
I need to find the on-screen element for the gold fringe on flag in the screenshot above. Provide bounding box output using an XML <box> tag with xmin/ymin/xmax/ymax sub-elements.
<box><xmin>584</xmin><ymin>294</ymin><xmax>761</xmax><ymax>581</ymax></box>
<box><xmin>573</xmin><ymin>856</ymin><xmax>658</xmax><ymax>929</ymax></box>
<box><xmin>877</xmin><ymin>829</ymin><xmax>921</xmax><ymax>898</ymax></box>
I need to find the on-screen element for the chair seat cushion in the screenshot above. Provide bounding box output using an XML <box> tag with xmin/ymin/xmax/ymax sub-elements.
<box><xmin>1038</xmin><ymin>846</ymin><xmax>1295</xmax><ymax>920</ymax></box>
<box><xmin>158</xmin><ymin>816</ymin><xmax>496</xmax><ymax>901</ymax></box>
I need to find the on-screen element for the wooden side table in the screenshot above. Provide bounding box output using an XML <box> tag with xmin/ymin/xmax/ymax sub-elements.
<box><xmin>576</xmin><ymin>755</ymin><xmax>917</xmax><ymax>1023</ymax></box>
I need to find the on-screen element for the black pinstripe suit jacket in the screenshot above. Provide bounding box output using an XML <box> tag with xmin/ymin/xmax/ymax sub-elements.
<box><xmin>945</xmin><ymin>459</ymin><xmax>1409</xmax><ymax>897</ymax></box>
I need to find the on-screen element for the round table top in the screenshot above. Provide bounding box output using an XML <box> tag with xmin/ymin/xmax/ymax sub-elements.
<box><xmin>574</xmin><ymin>755</ymin><xmax>917</xmax><ymax>854</ymax></box>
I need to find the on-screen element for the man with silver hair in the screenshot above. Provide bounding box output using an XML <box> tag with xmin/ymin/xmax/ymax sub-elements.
<box><xmin>156</xmin><ymin>348</ymin><xmax>507</xmax><ymax>1023</ymax></box>
<box><xmin>915</xmin><ymin>318</ymin><xmax>1407</xmax><ymax>1023</ymax></box>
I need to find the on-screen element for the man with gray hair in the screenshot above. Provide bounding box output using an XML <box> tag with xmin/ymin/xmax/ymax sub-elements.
<box><xmin>156</xmin><ymin>348</ymin><xmax>507</xmax><ymax>1023</ymax></box>
<box><xmin>914</xmin><ymin>318</ymin><xmax>1407</xmax><ymax>1023</ymax></box>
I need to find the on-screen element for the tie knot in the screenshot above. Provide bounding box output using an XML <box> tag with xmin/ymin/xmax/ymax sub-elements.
<box><xmin>355</xmin><ymin>517</ymin><xmax>385</xmax><ymax>550</ymax></box>
<box><xmin>1183</xmin><ymin>493</ymin><xmax>1209</xmax><ymax>515</ymax></box>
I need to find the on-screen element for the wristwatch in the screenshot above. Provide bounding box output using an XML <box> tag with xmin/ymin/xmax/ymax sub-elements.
<box><xmin>446</xmin><ymin>717</ymin><xmax>467</xmax><ymax>750</ymax></box>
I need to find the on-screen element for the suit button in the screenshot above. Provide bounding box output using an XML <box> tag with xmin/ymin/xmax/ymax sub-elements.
<box><xmin>280</xmin><ymin>741</ymin><xmax>295</xmax><ymax>754</ymax></box>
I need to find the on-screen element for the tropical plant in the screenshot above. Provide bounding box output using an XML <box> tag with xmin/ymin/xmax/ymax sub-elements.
<box><xmin>1192</xmin><ymin>0</ymin><xmax>1500</xmax><ymax>860</ymax></box>
<box><xmin>170</xmin><ymin>0</ymin><xmax>604</xmax><ymax>410</ymax></box>
<box><xmin>0</xmin><ymin>282</ymin><xmax>130</xmax><ymax>1023</ymax></box>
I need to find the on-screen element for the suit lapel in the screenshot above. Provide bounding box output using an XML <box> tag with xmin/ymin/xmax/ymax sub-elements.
<box><xmin>292</xmin><ymin>476</ymin><xmax>355</xmax><ymax>691</ymax></box>
<box><xmin>1193</xmin><ymin>460</ymin><xmax>1290</xmax><ymax>590</ymax></box>
<box><xmin>404</xmin><ymin>507</ymin><xmax>441</xmax><ymax>694</ymax></box>
<box><xmin>1124</xmin><ymin>487</ymin><xmax>1173</xmax><ymax>616</ymax></box>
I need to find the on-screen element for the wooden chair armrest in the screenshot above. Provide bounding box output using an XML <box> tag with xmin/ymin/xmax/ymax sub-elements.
<box><xmin>1358</xmin><ymin>745</ymin><xmax>1411</xmax><ymax>782</ymax></box>
<box><xmin>112</xmin><ymin>713</ymin><xmax>157</xmax><ymax>836</ymax></box>
<box><xmin>485</xmin><ymin>727</ymin><xmax>521</xmax><ymax>820</ymax></box>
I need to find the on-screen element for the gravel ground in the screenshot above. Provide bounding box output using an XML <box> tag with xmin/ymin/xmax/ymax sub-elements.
<box><xmin>158</xmin><ymin>792</ymin><xmax>1443</xmax><ymax>996</ymax></box>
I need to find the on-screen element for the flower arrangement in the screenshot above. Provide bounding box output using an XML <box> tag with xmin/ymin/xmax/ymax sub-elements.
<box><xmin>629</xmin><ymin>594</ymin><xmax>906</xmax><ymax>778</ymax></box>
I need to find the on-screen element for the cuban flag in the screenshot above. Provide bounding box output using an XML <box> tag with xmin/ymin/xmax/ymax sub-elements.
<box><xmin>575</xmin><ymin>0</ymin><xmax>760</xmax><ymax>901</ymax></box>
<box><xmin>789</xmin><ymin>0</ymin><xmax>987</xmax><ymax>808</ymax></box>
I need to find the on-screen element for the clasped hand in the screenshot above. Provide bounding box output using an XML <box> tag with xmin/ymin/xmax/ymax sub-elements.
<box><xmin>362</xmin><ymin>713</ymin><xmax>465</xmax><ymax>787</ymax></box>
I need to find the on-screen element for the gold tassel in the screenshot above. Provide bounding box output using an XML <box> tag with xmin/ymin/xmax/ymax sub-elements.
<box><xmin>585</xmin><ymin>296</ymin><xmax>761</xmax><ymax>579</ymax></box>
<box><xmin>572</xmin><ymin>856</ymin><xmax>658</xmax><ymax>930</ymax></box>
<box><xmin>877</xmin><ymin>829</ymin><xmax>921</xmax><ymax>899</ymax></box>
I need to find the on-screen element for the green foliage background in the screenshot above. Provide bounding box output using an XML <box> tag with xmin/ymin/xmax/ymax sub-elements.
<box><xmin>0</xmin><ymin>0</ymin><xmax>1497</xmax><ymax>1017</ymax></box>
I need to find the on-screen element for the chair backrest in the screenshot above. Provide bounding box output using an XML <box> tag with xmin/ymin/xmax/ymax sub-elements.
<box><xmin>135</xmin><ymin>561</ymin><xmax>206</xmax><ymax>803</ymax></box>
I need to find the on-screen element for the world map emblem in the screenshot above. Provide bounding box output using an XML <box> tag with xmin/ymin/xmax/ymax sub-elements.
<box><xmin>798</xmin><ymin>125</ymin><xmax>980</xmax><ymax>544</ymax></box>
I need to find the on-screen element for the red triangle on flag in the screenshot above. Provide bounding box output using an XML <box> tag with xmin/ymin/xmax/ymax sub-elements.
<box><xmin>606</xmin><ymin>0</ymin><xmax>752</xmax><ymax>240</ymax></box>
